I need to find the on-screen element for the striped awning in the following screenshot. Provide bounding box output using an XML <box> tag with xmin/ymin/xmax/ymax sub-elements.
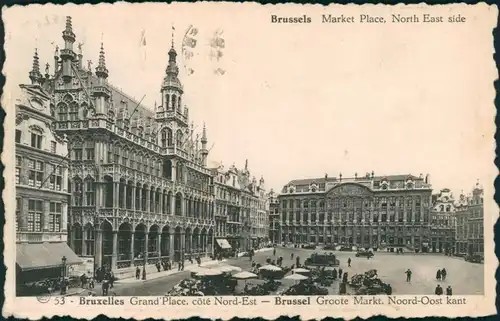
<box><xmin>17</xmin><ymin>242</ymin><xmax>83</xmax><ymax>271</ymax></box>
<box><xmin>216</xmin><ymin>239</ymin><xmax>232</xmax><ymax>249</ymax></box>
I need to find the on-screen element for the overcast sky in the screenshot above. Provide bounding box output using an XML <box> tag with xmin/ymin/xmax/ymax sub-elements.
<box><xmin>4</xmin><ymin>3</ymin><xmax>497</xmax><ymax>197</ymax></box>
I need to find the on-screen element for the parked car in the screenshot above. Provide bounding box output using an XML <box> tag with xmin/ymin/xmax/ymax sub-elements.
<box><xmin>323</xmin><ymin>245</ymin><xmax>336</xmax><ymax>251</ymax></box>
<box><xmin>302</xmin><ymin>243</ymin><xmax>317</xmax><ymax>250</ymax></box>
<box><xmin>355</xmin><ymin>250</ymin><xmax>374</xmax><ymax>258</ymax></box>
<box><xmin>339</xmin><ymin>246</ymin><xmax>352</xmax><ymax>252</ymax></box>
<box><xmin>464</xmin><ymin>254</ymin><xmax>482</xmax><ymax>263</ymax></box>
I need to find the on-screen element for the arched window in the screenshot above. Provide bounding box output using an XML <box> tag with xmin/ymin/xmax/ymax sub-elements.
<box><xmin>129</xmin><ymin>151</ymin><xmax>136</xmax><ymax>169</ymax></box>
<box><xmin>85</xmin><ymin>178</ymin><xmax>95</xmax><ymax>206</ymax></box>
<box><xmin>113</xmin><ymin>145</ymin><xmax>120</xmax><ymax>164</ymax></box>
<box><xmin>166</xmin><ymin>94</ymin><xmax>170</xmax><ymax>110</ymax></box>
<box><xmin>178</xmin><ymin>97</ymin><xmax>182</xmax><ymax>113</ymax></box>
<box><xmin>122</xmin><ymin>148</ymin><xmax>128</xmax><ymax>166</ymax></box>
<box><xmin>172</xmin><ymin>95</ymin><xmax>177</xmax><ymax>111</ymax></box>
<box><xmin>73</xmin><ymin>178</ymin><xmax>83</xmax><ymax>206</ymax></box>
<box><xmin>167</xmin><ymin>128</ymin><xmax>173</xmax><ymax>146</ymax></box>
<box><xmin>57</xmin><ymin>103</ymin><xmax>68</xmax><ymax>121</ymax></box>
<box><xmin>161</xmin><ymin>129</ymin><xmax>167</xmax><ymax>147</ymax></box>
<box><xmin>69</xmin><ymin>101</ymin><xmax>79</xmax><ymax>121</ymax></box>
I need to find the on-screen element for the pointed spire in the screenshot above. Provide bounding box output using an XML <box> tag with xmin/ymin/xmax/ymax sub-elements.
<box><xmin>62</xmin><ymin>16</ymin><xmax>76</xmax><ymax>43</ymax></box>
<box><xmin>29</xmin><ymin>48</ymin><xmax>42</xmax><ymax>85</ymax></box>
<box><xmin>201</xmin><ymin>122</ymin><xmax>207</xmax><ymax>143</ymax></box>
<box><xmin>95</xmin><ymin>42</ymin><xmax>109</xmax><ymax>79</ymax></box>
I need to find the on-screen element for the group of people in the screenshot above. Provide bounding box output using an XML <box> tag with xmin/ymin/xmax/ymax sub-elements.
<box><xmin>80</xmin><ymin>266</ymin><xmax>115</xmax><ymax>296</ymax></box>
<box><xmin>435</xmin><ymin>284</ymin><xmax>453</xmax><ymax>295</ymax></box>
<box><xmin>436</xmin><ymin>268</ymin><xmax>447</xmax><ymax>281</ymax></box>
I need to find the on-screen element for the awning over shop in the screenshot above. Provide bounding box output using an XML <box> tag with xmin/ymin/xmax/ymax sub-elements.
<box><xmin>17</xmin><ymin>242</ymin><xmax>83</xmax><ymax>271</ymax></box>
<box><xmin>216</xmin><ymin>239</ymin><xmax>232</xmax><ymax>249</ymax></box>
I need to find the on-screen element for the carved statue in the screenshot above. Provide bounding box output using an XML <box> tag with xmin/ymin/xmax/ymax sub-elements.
<box><xmin>87</xmin><ymin>60</ymin><xmax>93</xmax><ymax>71</ymax></box>
<box><xmin>45</xmin><ymin>63</ymin><xmax>50</xmax><ymax>75</ymax></box>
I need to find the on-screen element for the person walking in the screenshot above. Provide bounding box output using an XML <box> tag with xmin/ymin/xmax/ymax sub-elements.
<box><xmin>156</xmin><ymin>261</ymin><xmax>161</xmax><ymax>272</ymax></box>
<box><xmin>102</xmin><ymin>280</ymin><xmax>109</xmax><ymax>296</ymax></box>
<box><xmin>338</xmin><ymin>268</ymin><xmax>343</xmax><ymax>280</ymax></box>
<box><xmin>441</xmin><ymin>268</ymin><xmax>447</xmax><ymax>281</ymax></box>
<box><xmin>290</xmin><ymin>253</ymin><xmax>294</xmax><ymax>260</ymax></box>
<box><xmin>347</xmin><ymin>258</ymin><xmax>351</xmax><ymax>267</ymax></box>
<box><xmin>142</xmin><ymin>266</ymin><xmax>147</xmax><ymax>280</ymax></box>
<box><xmin>135</xmin><ymin>266</ymin><xmax>141</xmax><ymax>280</ymax></box>
<box><xmin>342</xmin><ymin>272</ymin><xmax>349</xmax><ymax>284</ymax></box>
<box><xmin>435</xmin><ymin>284</ymin><xmax>443</xmax><ymax>295</ymax></box>
<box><xmin>273</xmin><ymin>247</ymin><xmax>276</xmax><ymax>257</ymax></box>
<box><xmin>446</xmin><ymin>285</ymin><xmax>453</xmax><ymax>295</ymax></box>
<box><xmin>436</xmin><ymin>269</ymin><xmax>442</xmax><ymax>281</ymax></box>
<box><xmin>405</xmin><ymin>269</ymin><xmax>412</xmax><ymax>282</ymax></box>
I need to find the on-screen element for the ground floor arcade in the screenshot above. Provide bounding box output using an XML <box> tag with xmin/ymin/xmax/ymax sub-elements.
<box><xmin>68</xmin><ymin>222</ymin><xmax>214</xmax><ymax>270</ymax></box>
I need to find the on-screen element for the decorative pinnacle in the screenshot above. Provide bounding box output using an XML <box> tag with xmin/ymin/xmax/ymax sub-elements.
<box><xmin>62</xmin><ymin>16</ymin><xmax>76</xmax><ymax>42</ymax></box>
<box><xmin>95</xmin><ymin>42</ymin><xmax>109</xmax><ymax>78</ymax></box>
<box><xmin>201</xmin><ymin>122</ymin><xmax>207</xmax><ymax>143</ymax></box>
<box><xmin>29</xmin><ymin>48</ymin><xmax>42</xmax><ymax>84</ymax></box>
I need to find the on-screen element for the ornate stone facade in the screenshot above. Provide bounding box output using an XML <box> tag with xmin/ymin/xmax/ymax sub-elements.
<box><xmin>455</xmin><ymin>182</ymin><xmax>484</xmax><ymax>256</ymax></box>
<box><xmin>279</xmin><ymin>172</ymin><xmax>433</xmax><ymax>251</ymax></box>
<box><xmin>29</xmin><ymin>17</ymin><xmax>216</xmax><ymax>270</ymax></box>
<box><xmin>430</xmin><ymin>188</ymin><xmax>457</xmax><ymax>254</ymax></box>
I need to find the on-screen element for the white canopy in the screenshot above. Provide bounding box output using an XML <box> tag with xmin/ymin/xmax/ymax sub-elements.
<box><xmin>217</xmin><ymin>265</ymin><xmax>243</xmax><ymax>273</ymax></box>
<box><xmin>195</xmin><ymin>269</ymin><xmax>224</xmax><ymax>277</ymax></box>
<box><xmin>232</xmin><ymin>271</ymin><xmax>258</xmax><ymax>280</ymax></box>
<box><xmin>284</xmin><ymin>273</ymin><xmax>308</xmax><ymax>281</ymax></box>
<box><xmin>292</xmin><ymin>268</ymin><xmax>310</xmax><ymax>273</ymax></box>
<box><xmin>258</xmin><ymin>264</ymin><xmax>282</xmax><ymax>272</ymax></box>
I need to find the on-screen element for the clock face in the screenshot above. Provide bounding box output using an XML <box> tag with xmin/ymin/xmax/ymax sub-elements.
<box><xmin>30</xmin><ymin>99</ymin><xmax>44</xmax><ymax>110</ymax></box>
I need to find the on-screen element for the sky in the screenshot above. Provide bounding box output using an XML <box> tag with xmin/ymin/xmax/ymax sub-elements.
<box><xmin>4</xmin><ymin>3</ymin><xmax>497</xmax><ymax>197</ymax></box>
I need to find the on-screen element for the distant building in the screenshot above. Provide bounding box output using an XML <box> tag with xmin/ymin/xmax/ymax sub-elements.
<box><xmin>211</xmin><ymin>163</ymin><xmax>242</xmax><ymax>252</ymax></box>
<box><xmin>267</xmin><ymin>189</ymin><xmax>280</xmax><ymax>243</ymax></box>
<box><xmin>210</xmin><ymin>161</ymin><xmax>269</xmax><ymax>252</ymax></box>
<box><xmin>430</xmin><ymin>189</ymin><xmax>457</xmax><ymax>254</ymax></box>
<box><xmin>15</xmin><ymin>67</ymin><xmax>82</xmax><ymax>293</ymax></box>
<box><xmin>279</xmin><ymin>172</ymin><xmax>433</xmax><ymax>252</ymax></box>
<box><xmin>455</xmin><ymin>182</ymin><xmax>484</xmax><ymax>256</ymax></box>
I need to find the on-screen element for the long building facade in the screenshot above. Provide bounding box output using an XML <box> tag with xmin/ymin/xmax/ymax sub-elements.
<box><xmin>22</xmin><ymin>17</ymin><xmax>216</xmax><ymax>272</ymax></box>
<box><xmin>279</xmin><ymin>172</ymin><xmax>433</xmax><ymax>252</ymax></box>
<box><xmin>15</xmin><ymin>71</ymin><xmax>82</xmax><ymax>291</ymax></box>
<box><xmin>430</xmin><ymin>189</ymin><xmax>457</xmax><ymax>255</ymax></box>
<box><xmin>267</xmin><ymin>189</ymin><xmax>280</xmax><ymax>244</ymax></box>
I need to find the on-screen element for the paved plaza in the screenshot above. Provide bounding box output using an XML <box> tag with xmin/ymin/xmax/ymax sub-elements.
<box><xmin>87</xmin><ymin>247</ymin><xmax>483</xmax><ymax>296</ymax></box>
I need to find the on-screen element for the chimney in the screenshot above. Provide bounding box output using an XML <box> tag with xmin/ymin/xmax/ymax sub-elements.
<box><xmin>339</xmin><ymin>172</ymin><xmax>342</xmax><ymax>182</ymax></box>
<box><xmin>325</xmin><ymin>173</ymin><xmax>328</xmax><ymax>180</ymax></box>
<box><xmin>371</xmin><ymin>171</ymin><xmax>375</xmax><ymax>178</ymax></box>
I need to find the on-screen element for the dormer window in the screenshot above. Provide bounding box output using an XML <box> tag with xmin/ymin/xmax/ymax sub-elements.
<box><xmin>30</xmin><ymin>128</ymin><xmax>43</xmax><ymax>149</ymax></box>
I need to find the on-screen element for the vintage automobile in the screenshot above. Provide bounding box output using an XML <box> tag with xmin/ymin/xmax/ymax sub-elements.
<box><xmin>464</xmin><ymin>254</ymin><xmax>482</xmax><ymax>263</ymax></box>
<box><xmin>302</xmin><ymin>243</ymin><xmax>317</xmax><ymax>250</ymax></box>
<box><xmin>355</xmin><ymin>249</ymin><xmax>374</xmax><ymax>258</ymax></box>
<box><xmin>339</xmin><ymin>246</ymin><xmax>353</xmax><ymax>251</ymax></box>
<box><xmin>304</xmin><ymin>253</ymin><xmax>340</xmax><ymax>267</ymax></box>
<box><xmin>323</xmin><ymin>244</ymin><xmax>336</xmax><ymax>251</ymax></box>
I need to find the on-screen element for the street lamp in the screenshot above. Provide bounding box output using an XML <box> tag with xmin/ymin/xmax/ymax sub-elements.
<box><xmin>60</xmin><ymin>256</ymin><xmax>67</xmax><ymax>295</ymax></box>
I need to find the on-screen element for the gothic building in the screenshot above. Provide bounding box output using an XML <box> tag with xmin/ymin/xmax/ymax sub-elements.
<box><xmin>279</xmin><ymin>172</ymin><xmax>433</xmax><ymax>252</ymax></box>
<box><xmin>22</xmin><ymin>16</ymin><xmax>216</xmax><ymax>272</ymax></box>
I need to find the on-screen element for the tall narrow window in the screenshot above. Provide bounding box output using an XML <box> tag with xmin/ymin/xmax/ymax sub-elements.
<box><xmin>28</xmin><ymin>199</ymin><xmax>43</xmax><ymax>232</ymax></box>
<box><xmin>49</xmin><ymin>202</ymin><xmax>62</xmax><ymax>232</ymax></box>
<box><xmin>51</xmin><ymin>141</ymin><xmax>57</xmax><ymax>153</ymax></box>
<box><xmin>15</xmin><ymin>156</ymin><xmax>22</xmax><ymax>184</ymax></box>
<box><xmin>86</xmin><ymin>147</ymin><xmax>95</xmax><ymax>160</ymax></box>
<box><xmin>15</xmin><ymin>130</ymin><xmax>22</xmax><ymax>143</ymax></box>
<box><xmin>30</xmin><ymin>131</ymin><xmax>43</xmax><ymax>149</ymax></box>
<box><xmin>85</xmin><ymin>180</ymin><xmax>95</xmax><ymax>206</ymax></box>
<box><xmin>16</xmin><ymin>198</ymin><xmax>21</xmax><ymax>232</ymax></box>
<box><xmin>73</xmin><ymin>148</ymin><xmax>83</xmax><ymax>160</ymax></box>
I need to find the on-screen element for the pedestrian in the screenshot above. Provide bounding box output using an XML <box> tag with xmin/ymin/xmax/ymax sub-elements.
<box><xmin>332</xmin><ymin>268</ymin><xmax>338</xmax><ymax>280</ymax></box>
<box><xmin>338</xmin><ymin>268</ymin><xmax>343</xmax><ymax>280</ymax></box>
<box><xmin>342</xmin><ymin>272</ymin><xmax>348</xmax><ymax>284</ymax></box>
<box><xmin>339</xmin><ymin>281</ymin><xmax>347</xmax><ymax>295</ymax></box>
<box><xmin>80</xmin><ymin>273</ymin><xmax>87</xmax><ymax>289</ymax></box>
<box><xmin>405</xmin><ymin>269</ymin><xmax>412</xmax><ymax>282</ymax></box>
<box><xmin>291</xmin><ymin>253</ymin><xmax>294</xmax><ymax>260</ymax></box>
<box><xmin>135</xmin><ymin>266</ymin><xmax>140</xmax><ymax>279</ymax></box>
<box><xmin>386</xmin><ymin>284</ymin><xmax>392</xmax><ymax>295</ymax></box>
<box><xmin>436</xmin><ymin>269</ymin><xmax>442</xmax><ymax>281</ymax></box>
<box><xmin>109</xmin><ymin>271</ymin><xmax>115</xmax><ymax>288</ymax></box>
<box><xmin>273</xmin><ymin>248</ymin><xmax>276</xmax><ymax>256</ymax></box>
<box><xmin>89</xmin><ymin>277</ymin><xmax>95</xmax><ymax>289</ymax></box>
<box><xmin>156</xmin><ymin>261</ymin><xmax>161</xmax><ymax>272</ymax></box>
<box><xmin>347</xmin><ymin>258</ymin><xmax>351</xmax><ymax>267</ymax></box>
<box><xmin>441</xmin><ymin>268</ymin><xmax>447</xmax><ymax>281</ymax></box>
<box><xmin>435</xmin><ymin>284</ymin><xmax>443</xmax><ymax>295</ymax></box>
<box><xmin>102</xmin><ymin>280</ymin><xmax>109</xmax><ymax>296</ymax></box>
<box><xmin>296</xmin><ymin>256</ymin><xmax>300</xmax><ymax>268</ymax></box>
<box><xmin>142</xmin><ymin>266</ymin><xmax>147</xmax><ymax>280</ymax></box>
<box><xmin>446</xmin><ymin>285</ymin><xmax>453</xmax><ymax>295</ymax></box>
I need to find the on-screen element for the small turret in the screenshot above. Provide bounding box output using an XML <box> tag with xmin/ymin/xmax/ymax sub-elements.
<box><xmin>29</xmin><ymin>48</ymin><xmax>43</xmax><ymax>85</ymax></box>
<box><xmin>200</xmin><ymin>123</ymin><xmax>209</xmax><ymax>166</ymax></box>
<box><xmin>60</xmin><ymin>16</ymin><xmax>76</xmax><ymax>80</ymax></box>
<box><xmin>95</xmin><ymin>42</ymin><xmax>109</xmax><ymax>81</ymax></box>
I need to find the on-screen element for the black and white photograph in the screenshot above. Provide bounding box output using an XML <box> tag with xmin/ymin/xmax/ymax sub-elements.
<box><xmin>2</xmin><ymin>3</ymin><xmax>497</xmax><ymax>319</ymax></box>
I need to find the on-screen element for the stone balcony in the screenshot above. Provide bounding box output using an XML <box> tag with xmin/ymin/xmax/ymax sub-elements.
<box><xmin>16</xmin><ymin>232</ymin><xmax>67</xmax><ymax>243</ymax></box>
